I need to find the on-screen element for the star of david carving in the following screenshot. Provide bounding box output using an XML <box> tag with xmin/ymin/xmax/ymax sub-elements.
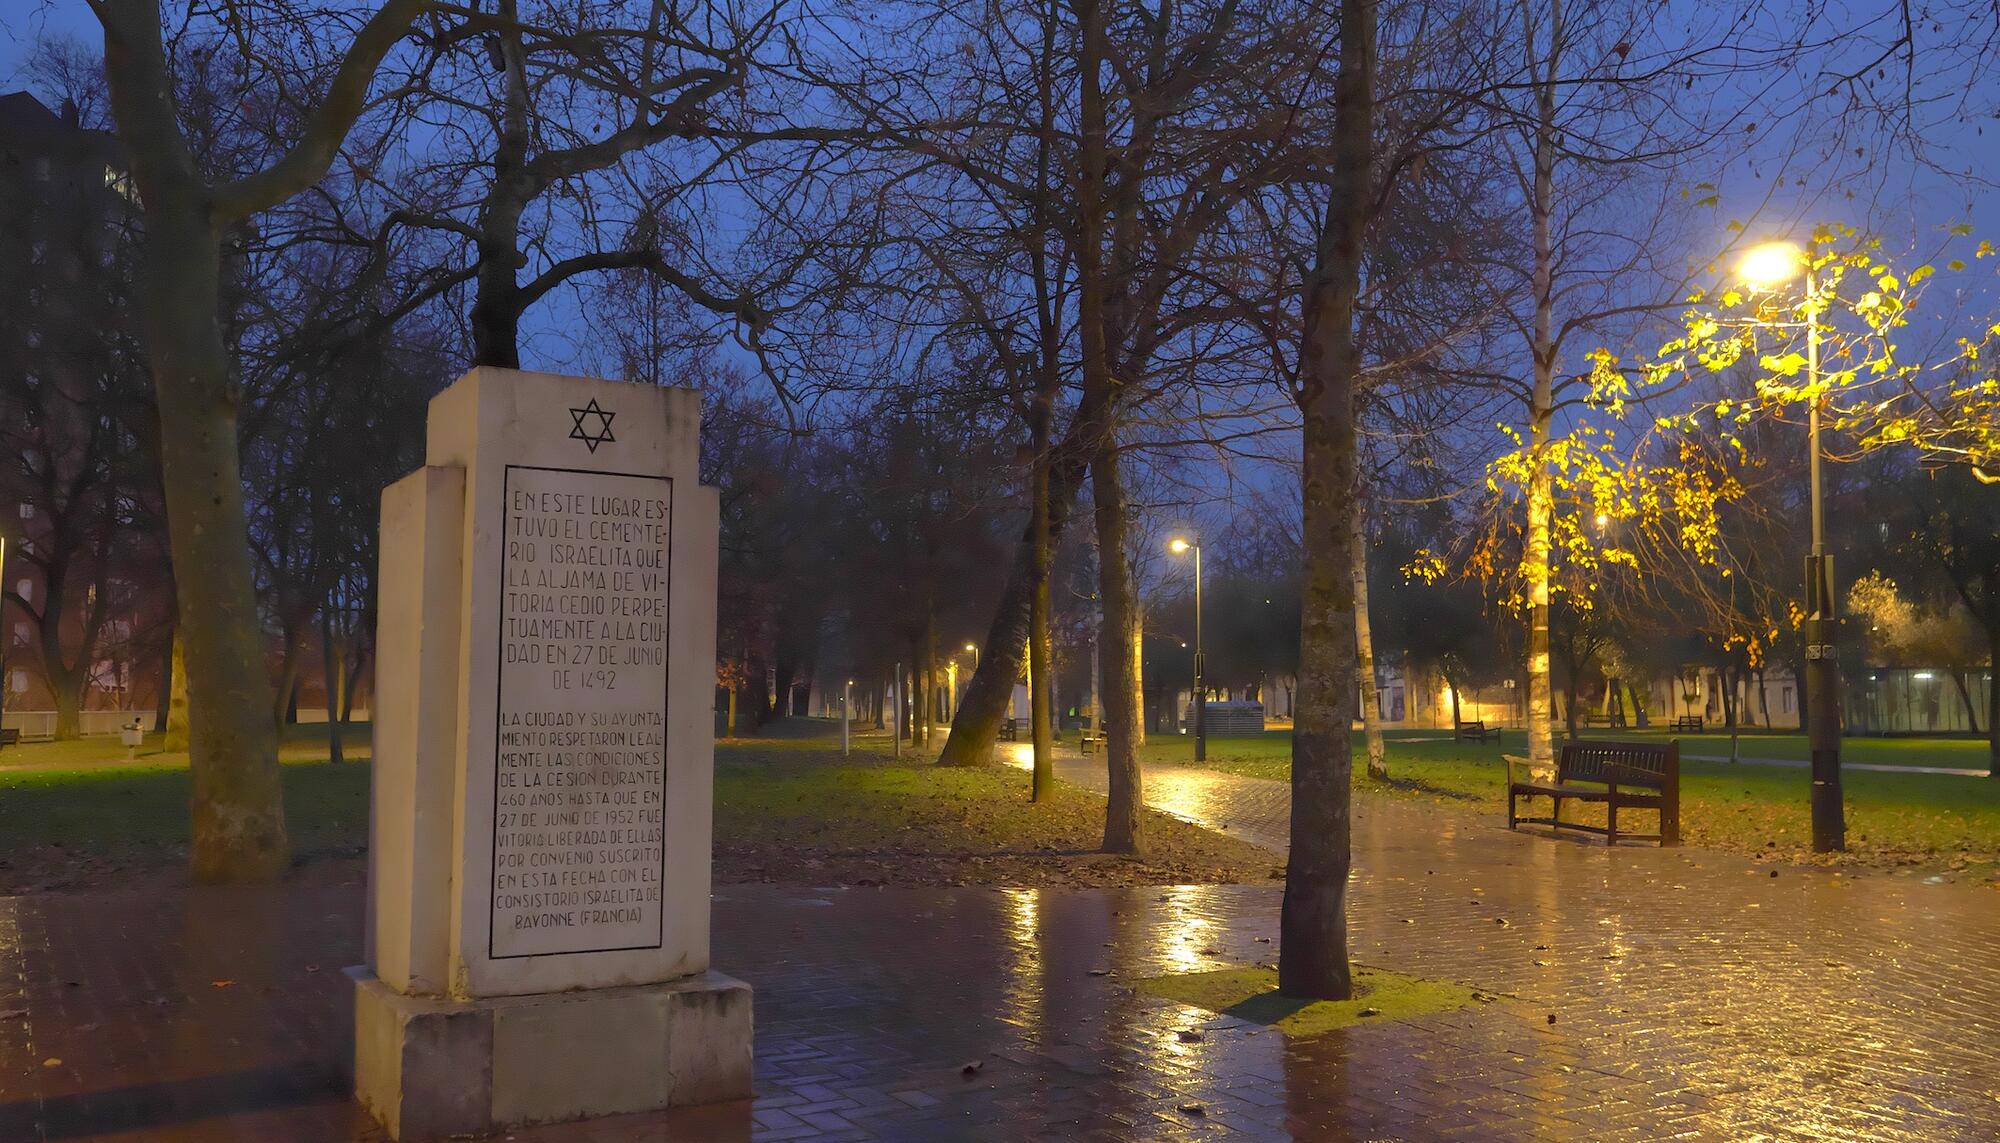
<box><xmin>568</xmin><ymin>399</ymin><xmax>616</xmax><ymax>453</ymax></box>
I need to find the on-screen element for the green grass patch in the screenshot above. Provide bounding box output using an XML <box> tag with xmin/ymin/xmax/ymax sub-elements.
<box><xmin>1168</xmin><ymin>730</ymin><xmax>2000</xmax><ymax>862</ymax></box>
<box><xmin>712</xmin><ymin>741</ymin><xmax>1277</xmax><ymax>884</ymax></box>
<box><xmin>0</xmin><ymin>722</ymin><xmax>372</xmax><ymax>772</ymax></box>
<box><xmin>0</xmin><ymin>759</ymin><xmax>371</xmax><ymax>857</ymax></box>
<box><xmin>1</xmin><ymin>722</ymin><xmax>1278</xmax><ymax>891</ymax></box>
<box><xmin>1138</xmin><ymin>964</ymin><xmax>1481</xmax><ymax>1036</ymax></box>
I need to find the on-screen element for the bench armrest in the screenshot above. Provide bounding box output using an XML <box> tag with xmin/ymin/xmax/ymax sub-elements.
<box><xmin>1503</xmin><ymin>754</ymin><xmax>1533</xmax><ymax>785</ymax></box>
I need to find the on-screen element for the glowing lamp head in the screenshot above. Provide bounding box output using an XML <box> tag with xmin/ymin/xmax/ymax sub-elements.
<box><xmin>1594</xmin><ymin>512</ymin><xmax>1610</xmax><ymax>529</ymax></box>
<box><xmin>1738</xmin><ymin>240</ymin><xmax>1804</xmax><ymax>289</ymax></box>
<box><xmin>1168</xmin><ymin>537</ymin><xmax>1192</xmax><ymax>554</ymax></box>
<box><xmin>964</xmin><ymin>643</ymin><xmax>977</xmax><ymax>652</ymax></box>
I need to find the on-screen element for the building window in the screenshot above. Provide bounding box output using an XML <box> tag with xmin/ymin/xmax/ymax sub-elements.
<box><xmin>9</xmin><ymin>670</ymin><xmax>25</xmax><ymax>694</ymax></box>
<box><xmin>11</xmin><ymin>622</ymin><xmax>28</xmax><ymax>647</ymax></box>
<box><xmin>14</xmin><ymin>580</ymin><xmax>30</xmax><ymax>604</ymax></box>
<box><xmin>1781</xmin><ymin>686</ymin><xmax>1794</xmax><ymax>714</ymax></box>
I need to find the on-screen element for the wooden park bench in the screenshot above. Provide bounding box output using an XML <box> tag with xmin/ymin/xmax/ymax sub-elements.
<box><xmin>1079</xmin><ymin>729</ymin><xmax>1103</xmax><ymax>754</ymax></box>
<box><xmin>1671</xmin><ymin>714</ymin><xmax>1704</xmax><ymax>733</ymax></box>
<box><xmin>997</xmin><ymin>718</ymin><xmax>1018</xmax><ymax>742</ymax></box>
<box><xmin>0</xmin><ymin>727</ymin><xmax>17</xmax><ymax>749</ymax></box>
<box><xmin>1454</xmin><ymin>719</ymin><xmax>1499</xmax><ymax>744</ymax></box>
<box><xmin>1507</xmin><ymin>739</ymin><xmax>1680</xmax><ymax>847</ymax></box>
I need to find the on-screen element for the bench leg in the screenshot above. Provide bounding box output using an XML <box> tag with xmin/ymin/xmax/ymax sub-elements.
<box><xmin>1662</xmin><ymin>801</ymin><xmax>1680</xmax><ymax>847</ymax></box>
<box><xmin>1551</xmin><ymin>795</ymin><xmax>1564</xmax><ymax>828</ymax></box>
<box><xmin>1606</xmin><ymin>801</ymin><xmax>1618</xmax><ymax>846</ymax></box>
<box><xmin>1507</xmin><ymin>792</ymin><xmax>1517</xmax><ymax>830</ymax></box>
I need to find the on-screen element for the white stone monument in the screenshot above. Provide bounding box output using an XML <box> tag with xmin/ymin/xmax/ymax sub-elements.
<box><xmin>348</xmin><ymin>368</ymin><xmax>751</xmax><ymax>1140</ymax></box>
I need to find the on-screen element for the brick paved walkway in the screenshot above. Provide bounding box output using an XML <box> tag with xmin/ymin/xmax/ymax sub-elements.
<box><xmin>4</xmin><ymin>775</ymin><xmax>1999</xmax><ymax>1140</ymax></box>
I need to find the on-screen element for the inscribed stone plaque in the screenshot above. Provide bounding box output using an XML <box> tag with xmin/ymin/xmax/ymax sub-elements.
<box><xmin>490</xmin><ymin>465</ymin><xmax>672</xmax><ymax>958</ymax></box>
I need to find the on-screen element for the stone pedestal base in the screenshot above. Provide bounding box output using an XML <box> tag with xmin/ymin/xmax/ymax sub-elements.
<box><xmin>348</xmin><ymin>967</ymin><xmax>753</xmax><ymax>1141</ymax></box>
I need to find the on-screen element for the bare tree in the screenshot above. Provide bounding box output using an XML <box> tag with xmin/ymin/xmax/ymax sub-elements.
<box><xmin>86</xmin><ymin>0</ymin><xmax>428</xmax><ymax>880</ymax></box>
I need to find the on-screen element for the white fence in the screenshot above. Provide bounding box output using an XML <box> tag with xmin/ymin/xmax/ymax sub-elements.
<box><xmin>0</xmin><ymin>709</ymin><xmax>369</xmax><ymax>741</ymax></box>
<box><xmin>2</xmin><ymin>710</ymin><xmax>157</xmax><ymax>739</ymax></box>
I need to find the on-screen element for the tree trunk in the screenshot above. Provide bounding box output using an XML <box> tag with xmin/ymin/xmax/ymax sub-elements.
<box><xmin>1447</xmin><ymin>673</ymin><xmax>1463</xmax><ymax>730</ymax></box>
<box><xmin>165</xmin><ymin>631</ymin><xmax>190</xmax><ymax>752</ymax></box>
<box><xmin>273</xmin><ymin>620</ymin><xmax>304</xmax><ymax>729</ymax></box>
<box><xmin>1986</xmin><ymin>623</ymin><xmax>1998</xmax><ymax>775</ymax></box>
<box><xmin>1028</xmin><ymin>438</ymin><xmax>1055</xmax><ymax>800</ymax></box>
<box><xmin>119</xmin><ymin>160</ymin><xmax>286</xmax><ymax>880</ymax></box>
<box><xmin>938</xmin><ymin>408</ymin><xmax>1092</xmax><ymax>765</ymax></box>
<box><xmin>1721</xmin><ymin>665</ymin><xmax>1740</xmax><ymax>762</ymax></box>
<box><xmin>343</xmin><ymin>647</ymin><xmax>365</xmax><ymax>722</ymax></box>
<box><xmin>1949</xmin><ymin>670</ymin><xmax>1979</xmax><ymax>733</ymax></box>
<box><xmin>1090</xmin><ymin>439</ymin><xmax>1143</xmax><ymax>854</ymax></box>
<box><xmin>469</xmin><ymin>4</ymin><xmax>534</xmax><ymax>368</ymax></box>
<box><xmin>1562</xmin><ymin>652</ymin><xmax>1581</xmax><ymax>740</ymax></box>
<box><xmin>320</xmin><ymin>608</ymin><xmax>344</xmax><ymax>764</ymax></box>
<box><xmin>154</xmin><ymin>630</ymin><xmax>173</xmax><ymax>733</ymax></box>
<box><xmin>922</xmin><ymin>612</ymin><xmax>937</xmax><ymax>748</ymax></box>
<box><xmin>1522</xmin><ymin>0</ymin><xmax>1561</xmax><ymax>778</ymax></box>
<box><xmin>1076</xmin><ymin>0</ymin><xmax>1143</xmax><ymax>856</ymax></box>
<box><xmin>1130</xmin><ymin>594</ymin><xmax>1146</xmax><ymax>746</ymax></box>
<box><xmin>771</xmin><ymin>653</ymin><xmax>793</xmax><ymax>721</ymax></box>
<box><xmin>1280</xmin><ymin>0</ymin><xmax>1371</xmax><ymax>1003</ymax></box>
<box><xmin>52</xmin><ymin>676</ymin><xmax>84</xmax><ymax>742</ymax></box>
<box><xmin>1352</xmin><ymin>500</ymin><xmax>1385</xmax><ymax>779</ymax></box>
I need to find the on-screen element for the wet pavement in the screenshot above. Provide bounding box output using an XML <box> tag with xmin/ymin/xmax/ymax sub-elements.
<box><xmin>3</xmin><ymin>771</ymin><xmax>1999</xmax><ymax>1141</ymax></box>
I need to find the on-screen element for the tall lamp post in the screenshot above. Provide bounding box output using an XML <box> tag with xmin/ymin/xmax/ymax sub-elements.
<box><xmin>1168</xmin><ymin>537</ymin><xmax>1205</xmax><ymax>762</ymax></box>
<box><xmin>1740</xmin><ymin>240</ymin><xmax>1845</xmax><ymax>852</ymax></box>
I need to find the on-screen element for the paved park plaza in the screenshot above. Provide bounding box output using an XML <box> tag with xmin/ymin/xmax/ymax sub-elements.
<box><xmin>4</xmin><ymin>758</ymin><xmax>1997</xmax><ymax>1142</ymax></box>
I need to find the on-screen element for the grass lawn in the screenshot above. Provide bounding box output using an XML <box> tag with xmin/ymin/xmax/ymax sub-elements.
<box><xmin>1140</xmin><ymin>725</ymin><xmax>1995</xmax><ymax>770</ymax></box>
<box><xmin>1576</xmin><ymin>726</ymin><xmax>1990</xmax><ymax>769</ymax></box>
<box><xmin>1138</xmin><ymin>964</ymin><xmax>1482</xmax><ymax>1036</ymax></box>
<box><xmin>0</xmin><ymin>722</ymin><xmax>374</xmax><ymax>772</ymax></box>
<box><xmin>0</xmin><ymin>722</ymin><xmax>1276</xmax><ymax>893</ymax></box>
<box><xmin>713</xmin><ymin>744</ymin><xmax>1277</xmax><ymax>888</ymax></box>
<box><xmin>1148</xmin><ymin>730</ymin><xmax>2000</xmax><ymax>865</ymax></box>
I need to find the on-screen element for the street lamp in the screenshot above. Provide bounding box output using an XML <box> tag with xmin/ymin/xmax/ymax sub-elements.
<box><xmin>963</xmin><ymin>642</ymin><xmax>979</xmax><ymax>671</ymax></box>
<box><xmin>1168</xmin><ymin>536</ymin><xmax>1205</xmax><ymax>762</ymax></box>
<box><xmin>1739</xmin><ymin>239</ymin><xmax>1844</xmax><ymax>851</ymax></box>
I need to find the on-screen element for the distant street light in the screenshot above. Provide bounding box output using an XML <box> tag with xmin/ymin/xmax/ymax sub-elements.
<box><xmin>1168</xmin><ymin>536</ymin><xmax>1205</xmax><ymax>762</ymax></box>
<box><xmin>1739</xmin><ymin>238</ymin><xmax>1844</xmax><ymax>852</ymax></box>
<box><xmin>964</xmin><ymin>642</ymin><xmax>979</xmax><ymax>671</ymax></box>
